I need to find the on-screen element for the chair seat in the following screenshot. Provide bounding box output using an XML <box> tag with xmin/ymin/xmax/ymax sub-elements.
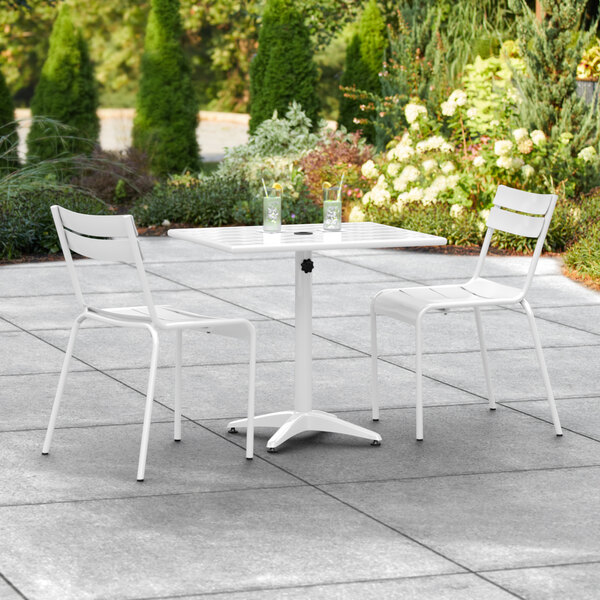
<box><xmin>88</xmin><ymin>305</ymin><xmax>249</xmax><ymax>335</ymax></box>
<box><xmin>373</xmin><ymin>277</ymin><xmax>522</xmax><ymax>323</ymax></box>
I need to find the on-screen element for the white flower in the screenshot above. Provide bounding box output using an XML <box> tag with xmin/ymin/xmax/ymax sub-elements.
<box><xmin>521</xmin><ymin>164</ymin><xmax>535</xmax><ymax>178</ymax></box>
<box><xmin>512</xmin><ymin>128</ymin><xmax>529</xmax><ymax>142</ymax></box>
<box><xmin>422</xmin><ymin>159</ymin><xmax>437</xmax><ymax>172</ymax></box>
<box><xmin>400</xmin><ymin>165</ymin><xmax>420</xmax><ymax>182</ymax></box>
<box><xmin>387</xmin><ymin>136</ymin><xmax>414</xmax><ymax>162</ymax></box>
<box><xmin>490</xmin><ymin>120</ymin><xmax>500</xmax><ymax>128</ymax></box>
<box><xmin>578</xmin><ymin>145</ymin><xmax>597</xmax><ymax>162</ymax></box>
<box><xmin>349</xmin><ymin>205</ymin><xmax>365</xmax><ymax>222</ymax></box>
<box><xmin>387</xmin><ymin>162</ymin><xmax>401</xmax><ymax>177</ymax></box>
<box><xmin>361</xmin><ymin>159</ymin><xmax>379</xmax><ymax>179</ymax></box>
<box><xmin>446</xmin><ymin>175</ymin><xmax>459</xmax><ymax>189</ymax></box>
<box><xmin>423</xmin><ymin>187</ymin><xmax>438</xmax><ymax>205</ymax></box>
<box><xmin>162</xmin><ymin>219</ymin><xmax>171</xmax><ymax>227</ymax></box>
<box><xmin>494</xmin><ymin>140</ymin><xmax>513</xmax><ymax>156</ymax></box>
<box><xmin>441</xmin><ymin>100</ymin><xmax>457</xmax><ymax>117</ymax></box>
<box><xmin>370</xmin><ymin>175</ymin><xmax>391</xmax><ymax>205</ymax></box>
<box><xmin>473</xmin><ymin>155</ymin><xmax>485</xmax><ymax>168</ymax></box>
<box><xmin>410</xmin><ymin>122</ymin><xmax>420</xmax><ymax>131</ymax></box>
<box><xmin>441</xmin><ymin>161</ymin><xmax>455</xmax><ymax>174</ymax></box>
<box><xmin>511</xmin><ymin>157</ymin><xmax>524</xmax><ymax>169</ymax></box>
<box><xmin>362</xmin><ymin>191</ymin><xmax>371</xmax><ymax>205</ymax></box>
<box><xmin>496</xmin><ymin>156</ymin><xmax>513</xmax><ymax>169</ymax></box>
<box><xmin>440</xmin><ymin>142</ymin><xmax>454</xmax><ymax>153</ymax></box>
<box><xmin>448</xmin><ymin>89</ymin><xmax>467</xmax><ymax>106</ymax></box>
<box><xmin>393</xmin><ymin>177</ymin><xmax>407</xmax><ymax>192</ymax></box>
<box><xmin>517</xmin><ymin>138</ymin><xmax>534</xmax><ymax>154</ymax></box>
<box><xmin>416</xmin><ymin>135</ymin><xmax>447</xmax><ymax>153</ymax></box>
<box><xmin>450</xmin><ymin>204</ymin><xmax>465</xmax><ymax>218</ymax></box>
<box><xmin>407</xmin><ymin>187</ymin><xmax>424</xmax><ymax>201</ymax></box>
<box><xmin>530</xmin><ymin>130</ymin><xmax>546</xmax><ymax>146</ymax></box>
<box><xmin>466</xmin><ymin>107</ymin><xmax>478</xmax><ymax>119</ymax></box>
<box><xmin>405</xmin><ymin>103</ymin><xmax>427</xmax><ymax>124</ymax></box>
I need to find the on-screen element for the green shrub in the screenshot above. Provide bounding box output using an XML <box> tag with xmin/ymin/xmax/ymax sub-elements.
<box><xmin>0</xmin><ymin>68</ymin><xmax>18</xmax><ymax>173</ymax></box>
<box><xmin>133</xmin><ymin>173</ymin><xmax>252</xmax><ymax>227</ymax></box>
<box><xmin>0</xmin><ymin>187</ymin><xmax>107</xmax><ymax>259</ymax></box>
<box><xmin>132</xmin><ymin>0</ymin><xmax>200</xmax><ymax>176</ymax></box>
<box><xmin>218</xmin><ymin>102</ymin><xmax>322</xmax><ymax>201</ymax></box>
<box><xmin>564</xmin><ymin>191</ymin><xmax>600</xmax><ymax>284</ymax></box>
<box><xmin>249</xmin><ymin>0</ymin><xmax>320</xmax><ymax>133</ymax></box>
<box><xmin>27</xmin><ymin>3</ymin><xmax>99</xmax><ymax>162</ymax></box>
<box><xmin>338</xmin><ymin>34</ymin><xmax>369</xmax><ymax>134</ymax></box>
<box><xmin>232</xmin><ymin>193</ymin><xmax>322</xmax><ymax>226</ymax></box>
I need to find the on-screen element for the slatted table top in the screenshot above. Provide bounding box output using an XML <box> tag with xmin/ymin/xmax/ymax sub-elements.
<box><xmin>167</xmin><ymin>222</ymin><xmax>447</xmax><ymax>254</ymax></box>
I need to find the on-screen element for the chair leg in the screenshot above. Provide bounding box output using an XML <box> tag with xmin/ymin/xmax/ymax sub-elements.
<box><xmin>521</xmin><ymin>300</ymin><xmax>562</xmax><ymax>436</ymax></box>
<box><xmin>42</xmin><ymin>314</ymin><xmax>86</xmax><ymax>455</ymax></box>
<box><xmin>246</xmin><ymin>324</ymin><xmax>256</xmax><ymax>459</ymax></box>
<box><xmin>370</xmin><ymin>305</ymin><xmax>380</xmax><ymax>421</ymax></box>
<box><xmin>415</xmin><ymin>317</ymin><xmax>424</xmax><ymax>441</ymax></box>
<box><xmin>174</xmin><ymin>329</ymin><xmax>182</xmax><ymax>442</ymax></box>
<box><xmin>137</xmin><ymin>327</ymin><xmax>160</xmax><ymax>482</ymax></box>
<box><xmin>474</xmin><ymin>307</ymin><xmax>496</xmax><ymax>410</ymax></box>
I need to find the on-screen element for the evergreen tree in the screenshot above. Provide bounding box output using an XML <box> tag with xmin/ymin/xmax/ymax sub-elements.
<box><xmin>27</xmin><ymin>3</ymin><xmax>99</xmax><ymax>162</ymax></box>
<box><xmin>338</xmin><ymin>34</ymin><xmax>370</xmax><ymax>133</ymax></box>
<box><xmin>337</xmin><ymin>0</ymin><xmax>386</xmax><ymax>142</ymax></box>
<box><xmin>0</xmin><ymin>66</ymin><xmax>19</xmax><ymax>172</ymax></box>
<box><xmin>510</xmin><ymin>0</ymin><xmax>600</xmax><ymax>149</ymax></box>
<box><xmin>249</xmin><ymin>0</ymin><xmax>320</xmax><ymax>133</ymax></box>
<box><xmin>133</xmin><ymin>0</ymin><xmax>200</xmax><ymax>176</ymax></box>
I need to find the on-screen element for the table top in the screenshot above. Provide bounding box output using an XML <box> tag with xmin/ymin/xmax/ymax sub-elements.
<box><xmin>168</xmin><ymin>222</ymin><xmax>447</xmax><ymax>254</ymax></box>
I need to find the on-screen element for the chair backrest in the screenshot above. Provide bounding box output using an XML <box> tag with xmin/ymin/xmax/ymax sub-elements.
<box><xmin>471</xmin><ymin>185</ymin><xmax>557</xmax><ymax>296</ymax></box>
<box><xmin>51</xmin><ymin>205</ymin><xmax>158</xmax><ymax>322</ymax></box>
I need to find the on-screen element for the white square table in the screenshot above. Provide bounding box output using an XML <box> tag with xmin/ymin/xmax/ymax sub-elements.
<box><xmin>168</xmin><ymin>222</ymin><xmax>446</xmax><ymax>452</ymax></box>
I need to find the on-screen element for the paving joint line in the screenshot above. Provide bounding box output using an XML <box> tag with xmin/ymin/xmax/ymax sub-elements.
<box><xmin>0</xmin><ymin>573</ymin><xmax>28</xmax><ymax>600</ymax></box>
<box><xmin>127</xmin><ymin>571</ymin><xmax>475</xmax><ymax>600</ymax></box>
<box><xmin>478</xmin><ymin>558</ymin><xmax>600</xmax><ymax>575</ymax></box>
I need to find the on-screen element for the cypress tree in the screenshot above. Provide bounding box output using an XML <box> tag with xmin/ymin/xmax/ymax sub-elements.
<box><xmin>0</xmin><ymin>66</ymin><xmax>19</xmax><ymax>172</ymax></box>
<box><xmin>337</xmin><ymin>0</ymin><xmax>386</xmax><ymax>142</ymax></box>
<box><xmin>338</xmin><ymin>34</ymin><xmax>370</xmax><ymax>133</ymax></box>
<box><xmin>510</xmin><ymin>0</ymin><xmax>599</xmax><ymax>148</ymax></box>
<box><xmin>133</xmin><ymin>0</ymin><xmax>200</xmax><ymax>176</ymax></box>
<box><xmin>249</xmin><ymin>0</ymin><xmax>321</xmax><ymax>133</ymax></box>
<box><xmin>27</xmin><ymin>3</ymin><xmax>99</xmax><ymax>162</ymax></box>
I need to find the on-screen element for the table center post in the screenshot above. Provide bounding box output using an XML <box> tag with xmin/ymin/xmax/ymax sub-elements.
<box><xmin>295</xmin><ymin>250</ymin><xmax>313</xmax><ymax>413</ymax></box>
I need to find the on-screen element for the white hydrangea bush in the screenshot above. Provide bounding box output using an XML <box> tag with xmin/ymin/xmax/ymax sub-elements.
<box><xmin>356</xmin><ymin>87</ymin><xmax>600</xmax><ymax>223</ymax></box>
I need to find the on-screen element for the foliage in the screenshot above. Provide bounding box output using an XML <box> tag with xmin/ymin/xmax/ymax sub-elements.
<box><xmin>577</xmin><ymin>37</ymin><xmax>600</xmax><ymax>80</ymax></box>
<box><xmin>219</xmin><ymin>102</ymin><xmax>322</xmax><ymax>199</ymax></box>
<box><xmin>249</xmin><ymin>0</ymin><xmax>320</xmax><ymax>133</ymax></box>
<box><xmin>27</xmin><ymin>3</ymin><xmax>99</xmax><ymax>162</ymax></box>
<box><xmin>564</xmin><ymin>190</ymin><xmax>600</xmax><ymax>283</ymax></box>
<box><xmin>461</xmin><ymin>42</ymin><xmax>525</xmax><ymax>135</ymax></box>
<box><xmin>0</xmin><ymin>67</ymin><xmax>19</xmax><ymax>172</ymax></box>
<box><xmin>132</xmin><ymin>0</ymin><xmax>200</xmax><ymax>177</ymax></box>
<box><xmin>133</xmin><ymin>172</ymin><xmax>251</xmax><ymax>227</ymax></box>
<box><xmin>299</xmin><ymin>128</ymin><xmax>374</xmax><ymax>207</ymax></box>
<box><xmin>509</xmin><ymin>0</ymin><xmax>600</xmax><ymax>151</ymax></box>
<box><xmin>338</xmin><ymin>1</ymin><xmax>385</xmax><ymax>142</ymax></box>
<box><xmin>0</xmin><ymin>186</ymin><xmax>107</xmax><ymax>259</ymax></box>
<box><xmin>70</xmin><ymin>147</ymin><xmax>156</xmax><ymax>205</ymax></box>
<box><xmin>232</xmin><ymin>191</ymin><xmax>322</xmax><ymax>226</ymax></box>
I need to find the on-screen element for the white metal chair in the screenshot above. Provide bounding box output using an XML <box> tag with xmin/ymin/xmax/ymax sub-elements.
<box><xmin>42</xmin><ymin>205</ymin><xmax>256</xmax><ymax>481</ymax></box>
<box><xmin>370</xmin><ymin>185</ymin><xmax>562</xmax><ymax>440</ymax></box>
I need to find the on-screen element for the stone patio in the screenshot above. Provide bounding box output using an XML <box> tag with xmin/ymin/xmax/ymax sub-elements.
<box><xmin>0</xmin><ymin>237</ymin><xmax>599</xmax><ymax>599</ymax></box>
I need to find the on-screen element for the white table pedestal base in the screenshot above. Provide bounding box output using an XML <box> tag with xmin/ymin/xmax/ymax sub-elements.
<box><xmin>228</xmin><ymin>410</ymin><xmax>382</xmax><ymax>451</ymax></box>
<box><xmin>227</xmin><ymin>249</ymin><xmax>381</xmax><ymax>452</ymax></box>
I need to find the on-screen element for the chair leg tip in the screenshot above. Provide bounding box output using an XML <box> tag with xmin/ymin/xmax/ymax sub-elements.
<box><xmin>174</xmin><ymin>439</ymin><xmax>181</xmax><ymax>443</ymax></box>
<box><xmin>556</xmin><ymin>433</ymin><xmax>563</xmax><ymax>437</ymax></box>
<box><xmin>41</xmin><ymin>452</ymin><xmax>48</xmax><ymax>456</ymax></box>
<box><xmin>372</xmin><ymin>418</ymin><xmax>379</xmax><ymax>422</ymax></box>
<box><xmin>416</xmin><ymin>438</ymin><xmax>423</xmax><ymax>442</ymax></box>
<box><xmin>137</xmin><ymin>478</ymin><xmax>144</xmax><ymax>482</ymax></box>
<box><xmin>489</xmin><ymin>407</ymin><xmax>496</xmax><ymax>411</ymax></box>
<box><xmin>246</xmin><ymin>457</ymin><xmax>253</xmax><ymax>460</ymax></box>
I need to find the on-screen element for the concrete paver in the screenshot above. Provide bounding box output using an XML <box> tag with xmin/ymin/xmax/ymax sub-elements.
<box><xmin>1</xmin><ymin>236</ymin><xmax>599</xmax><ymax>599</ymax></box>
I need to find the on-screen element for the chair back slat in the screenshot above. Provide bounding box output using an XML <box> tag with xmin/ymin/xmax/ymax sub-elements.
<box><xmin>64</xmin><ymin>229</ymin><xmax>137</xmax><ymax>262</ymax></box>
<box><xmin>486</xmin><ymin>206</ymin><xmax>545</xmax><ymax>238</ymax></box>
<box><xmin>51</xmin><ymin>204</ymin><xmax>159</xmax><ymax>323</ymax></box>
<box><xmin>58</xmin><ymin>206</ymin><xmax>133</xmax><ymax>238</ymax></box>
<box><xmin>494</xmin><ymin>184</ymin><xmax>553</xmax><ymax>215</ymax></box>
